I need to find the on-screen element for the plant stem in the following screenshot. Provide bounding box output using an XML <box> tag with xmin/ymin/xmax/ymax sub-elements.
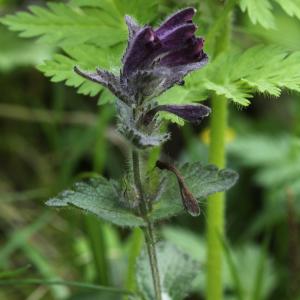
<box><xmin>206</xmin><ymin>95</ymin><xmax>227</xmax><ymax>300</ymax></box>
<box><xmin>206</xmin><ymin>4</ymin><xmax>232</xmax><ymax>300</ymax></box>
<box><xmin>132</xmin><ymin>150</ymin><xmax>162</xmax><ymax>300</ymax></box>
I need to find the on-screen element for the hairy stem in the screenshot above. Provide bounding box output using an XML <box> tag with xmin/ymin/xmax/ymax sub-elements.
<box><xmin>206</xmin><ymin>5</ymin><xmax>232</xmax><ymax>300</ymax></box>
<box><xmin>132</xmin><ymin>150</ymin><xmax>162</xmax><ymax>300</ymax></box>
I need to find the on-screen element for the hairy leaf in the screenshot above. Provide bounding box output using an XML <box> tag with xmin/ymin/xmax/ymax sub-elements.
<box><xmin>150</xmin><ymin>163</ymin><xmax>238</xmax><ymax>221</ymax></box>
<box><xmin>136</xmin><ymin>241</ymin><xmax>199</xmax><ymax>300</ymax></box>
<box><xmin>46</xmin><ymin>177</ymin><xmax>145</xmax><ymax>227</ymax></box>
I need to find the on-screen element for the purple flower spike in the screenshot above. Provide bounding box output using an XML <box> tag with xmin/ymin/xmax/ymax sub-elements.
<box><xmin>74</xmin><ymin>8</ymin><xmax>210</xmax><ymax>149</ymax></box>
<box><xmin>122</xmin><ymin>7</ymin><xmax>207</xmax><ymax>79</ymax></box>
<box><xmin>156</xmin><ymin>7</ymin><xmax>196</xmax><ymax>36</ymax></box>
<box><xmin>75</xmin><ymin>7</ymin><xmax>208</xmax><ymax>106</ymax></box>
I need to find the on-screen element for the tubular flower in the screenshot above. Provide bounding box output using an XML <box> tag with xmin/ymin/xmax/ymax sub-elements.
<box><xmin>75</xmin><ymin>7</ymin><xmax>210</xmax><ymax>148</ymax></box>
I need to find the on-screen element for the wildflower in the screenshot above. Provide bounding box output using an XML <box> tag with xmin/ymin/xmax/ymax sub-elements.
<box><xmin>74</xmin><ymin>7</ymin><xmax>210</xmax><ymax>148</ymax></box>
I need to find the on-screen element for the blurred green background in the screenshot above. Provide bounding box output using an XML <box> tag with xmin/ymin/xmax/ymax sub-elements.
<box><xmin>0</xmin><ymin>0</ymin><xmax>300</xmax><ymax>299</ymax></box>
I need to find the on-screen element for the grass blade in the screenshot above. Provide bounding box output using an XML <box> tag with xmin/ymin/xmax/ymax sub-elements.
<box><xmin>251</xmin><ymin>235</ymin><xmax>270</xmax><ymax>300</ymax></box>
<box><xmin>0</xmin><ymin>279</ymin><xmax>135</xmax><ymax>295</ymax></box>
<box><xmin>220</xmin><ymin>236</ymin><xmax>244</xmax><ymax>300</ymax></box>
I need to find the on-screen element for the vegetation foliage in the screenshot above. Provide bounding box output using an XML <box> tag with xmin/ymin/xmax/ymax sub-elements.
<box><xmin>1</xmin><ymin>0</ymin><xmax>300</xmax><ymax>299</ymax></box>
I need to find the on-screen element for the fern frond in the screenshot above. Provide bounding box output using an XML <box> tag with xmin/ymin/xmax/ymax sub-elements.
<box><xmin>239</xmin><ymin>0</ymin><xmax>300</xmax><ymax>29</ymax></box>
<box><xmin>38</xmin><ymin>44</ymin><xmax>122</xmax><ymax>100</ymax></box>
<box><xmin>0</xmin><ymin>2</ymin><xmax>127</xmax><ymax>47</ymax></box>
<box><xmin>185</xmin><ymin>45</ymin><xmax>300</xmax><ymax>106</ymax></box>
<box><xmin>274</xmin><ymin>0</ymin><xmax>300</xmax><ymax>20</ymax></box>
<box><xmin>240</xmin><ymin>0</ymin><xmax>275</xmax><ymax>29</ymax></box>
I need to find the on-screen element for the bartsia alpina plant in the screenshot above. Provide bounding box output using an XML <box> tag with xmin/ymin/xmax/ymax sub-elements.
<box><xmin>75</xmin><ymin>7</ymin><xmax>210</xmax><ymax>149</ymax></box>
<box><xmin>46</xmin><ymin>7</ymin><xmax>238</xmax><ymax>300</ymax></box>
<box><xmin>73</xmin><ymin>9</ymin><xmax>213</xmax><ymax>299</ymax></box>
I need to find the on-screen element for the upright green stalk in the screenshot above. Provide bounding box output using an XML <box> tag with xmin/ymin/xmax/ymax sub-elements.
<box><xmin>206</xmin><ymin>2</ymin><xmax>232</xmax><ymax>299</ymax></box>
<box><xmin>132</xmin><ymin>150</ymin><xmax>162</xmax><ymax>300</ymax></box>
<box><xmin>206</xmin><ymin>95</ymin><xmax>228</xmax><ymax>300</ymax></box>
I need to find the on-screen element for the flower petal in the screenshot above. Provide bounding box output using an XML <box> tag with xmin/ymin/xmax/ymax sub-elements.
<box><xmin>160</xmin><ymin>37</ymin><xmax>205</xmax><ymax>67</ymax></box>
<box><xmin>156</xmin><ymin>7</ymin><xmax>196</xmax><ymax>37</ymax></box>
<box><xmin>159</xmin><ymin>23</ymin><xmax>197</xmax><ymax>49</ymax></box>
<box><xmin>122</xmin><ymin>26</ymin><xmax>161</xmax><ymax>76</ymax></box>
<box><xmin>144</xmin><ymin>104</ymin><xmax>211</xmax><ymax>125</ymax></box>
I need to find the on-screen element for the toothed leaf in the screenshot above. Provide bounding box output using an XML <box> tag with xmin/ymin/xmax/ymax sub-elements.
<box><xmin>46</xmin><ymin>177</ymin><xmax>145</xmax><ymax>227</ymax></box>
<box><xmin>149</xmin><ymin>163</ymin><xmax>238</xmax><ymax>221</ymax></box>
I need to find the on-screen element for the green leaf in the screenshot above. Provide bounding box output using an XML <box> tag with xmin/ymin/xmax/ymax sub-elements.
<box><xmin>46</xmin><ymin>177</ymin><xmax>145</xmax><ymax>227</ymax></box>
<box><xmin>187</xmin><ymin>45</ymin><xmax>300</xmax><ymax>106</ymax></box>
<box><xmin>204</xmin><ymin>81</ymin><xmax>252</xmax><ymax>106</ymax></box>
<box><xmin>239</xmin><ymin>0</ymin><xmax>300</xmax><ymax>29</ymax></box>
<box><xmin>70</xmin><ymin>0</ymin><xmax>123</xmax><ymax>19</ymax></box>
<box><xmin>38</xmin><ymin>53</ymin><xmax>103</xmax><ymax>97</ymax></box>
<box><xmin>274</xmin><ymin>0</ymin><xmax>300</xmax><ymax>20</ymax></box>
<box><xmin>150</xmin><ymin>163</ymin><xmax>238</xmax><ymax>221</ymax></box>
<box><xmin>162</xmin><ymin>228</ymin><xmax>276</xmax><ymax>299</ymax></box>
<box><xmin>38</xmin><ymin>44</ymin><xmax>122</xmax><ymax>98</ymax></box>
<box><xmin>70</xmin><ymin>0</ymin><xmax>158</xmax><ymax>23</ymax></box>
<box><xmin>136</xmin><ymin>241</ymin><xmax>199</xmax><ymax>300</ymax></box>
<box><xmin>0</xmin><ymin>25</ymin><xmax>52</xmax><ymax>72</ymax></box>
<box><xmin>239</xmin><ymin>0</ymin><xmax>275</xmax><ymax>29</ymax></box>
<box><xmin>0</xmin><ymin>2</ymin><xmax>127</xmax><ymax>47</ymax></box>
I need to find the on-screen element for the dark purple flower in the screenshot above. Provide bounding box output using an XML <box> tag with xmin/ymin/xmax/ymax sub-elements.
<box><xmin>122</xmin><ymin>8</ymin><xmax>207</xmax><ymax>77</ymax></box>
<box><xmin>74</xmin><ymin>8</ymin><xmax>210</xmax><ymax>148</ymax></box>
<box><xmin>143</xmin><ymin>104</ymin><xmax>211</xmax><ymax>125</ymax></box>
<box><xmin>74</xmin><ymin>7</ymin><xmax>208</xmax><ymax>106</ymax></box>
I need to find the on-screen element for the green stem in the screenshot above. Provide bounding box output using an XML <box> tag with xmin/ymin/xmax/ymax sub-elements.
<box><xmin>206</xmin><ymin>5</ymin><xmax>232</xmax><ymax>299</ymax></box>
<box><xmin>206</xmin><ymin>95</ymin><xmax>227</xmax><ymax>300</ymax></box>
<box><xmin>132</xmin><ymin>150</ymin><xmax>162</xmax><ymax>300</ymax></box>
